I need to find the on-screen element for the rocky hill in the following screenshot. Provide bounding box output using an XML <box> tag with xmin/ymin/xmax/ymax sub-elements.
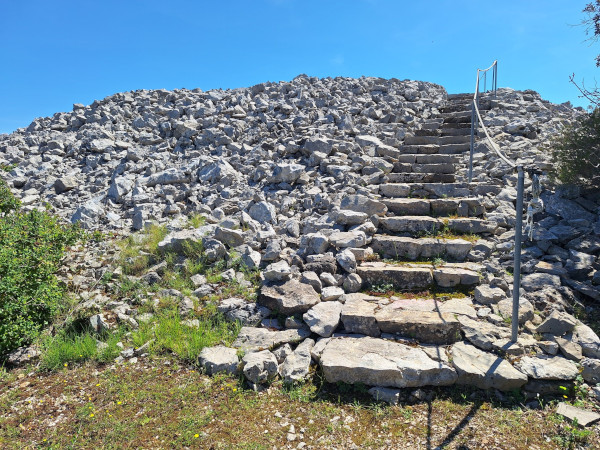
<box><xmin>1</xmin><ymin>75</ymin><xmax>599</xmax><ymax>406</ymax></box>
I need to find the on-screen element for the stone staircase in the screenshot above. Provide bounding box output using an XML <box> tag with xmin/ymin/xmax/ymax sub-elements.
<box><xmin>358</xmin><ymin>94</ymin><xmax>501</xmax><ymax>295</ymax></box>
<box><xmin>310</xmin><ymin>93</ymin><xmax>532</xmax><ymax>390</ymax></box>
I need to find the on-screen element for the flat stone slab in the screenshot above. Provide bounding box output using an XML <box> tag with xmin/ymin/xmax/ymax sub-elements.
<box><xmin>232</xmin><ymin>327</ymin><xmax>311</xmax><ymax>351</ymax></box>
<box><xmin>375</xmin><ymin>309</ymin><xmax>461</xmax><ymax>344</ymax></box>
<box><xmin>515</xmin><ymin>355</ymin><xmax>579</xmax><ymax>381</ymax></box>
<box><xmin>259</xmin><ymin>279</ymin><xmax>320</xmax><ymax>315</ymax></box>
<box><xmin>357</xmin><ymin>262</ymin><xmax>433</xmax><ymax>290</ymax></box>
<box><xmin>451</xmin><ymin>342</ymin><xmax>528</xmax><ymax>391</ymax></box>
<box><xmin>556</xmin><ymin>402</ymin><xmax>600</xmax><ymax>427</ymax></box>
<box><xmin>340</xmin><ymin>298</ymin><xmax>380</xmax><ymax>337</ymax></box>
<box><xmin>388</xmin><ymin>298</ymin><xmax>437</xmax><ymax>312</ymax></box>
<box><xmin>370</xmin><ymin>236</ymin><xmax>472</xmax><ymax>261</ymax></box>
<box><xmin>458</xmin><ymin>315</ymin><xmax>510</xmax><ymax>351</ymax></box>
<box><xmin>433</xmin><ymin>267</ymin><xmax>480</xmax><ymax>287</ymax></box>
<box><xmin>319</xmin><ymin>336</ymin><xmax>458</xmax><ymax>388</ymax></box>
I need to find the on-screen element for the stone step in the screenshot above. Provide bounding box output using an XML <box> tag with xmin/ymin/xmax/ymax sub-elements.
<box><xmin>379</xmin><ymin>182</ymin><xmax>502</xmax><ymax>199</ymax></box>
<box><xmin>440</xmin><ymin>111</ymin><xmax>471</xmax><ymax>123</ymax></box>
<box><xmin>316</xmin><ymin>336</ymin><xmax>458</xmax><ymax>388</ymax></box>
<box><xmin>395</xmin><ymin>154</ymin><xmax>459</xmax><ymax>164</ymax></box>
<box><xmin>376</xmin><ymin>309</ymin><xmax>462</xmax><ymax>344</ymax></box>
<box><xmin>439</xmin><ymin>102</ymin><xmax>491</xmax><ymax>114</ymax></box>
<box><xmin>371</xmin><ymin>235</ymin><xmax>473</xmax><ymax>260</ymax></box>
<box><xmin>441</xmin><ymin>122</ymin><xmax>472</xmax><ymax>130</ymax></box>
<box><xmin>419</xmin><ymin>119</ymin><xmax>444</xmax><ymax>130</ymax></box>
<box><xmin>392</xmin><ymin>162</ymin><xmax>455</xmax><ymax>174</ymax></box>
<box><xmin>405</xmin><ymin>135</ymin><xmax>470</xmax><ymax>146</ymax></box>
<box><xmin>382</xmin><ymin>197</ymin><xmax>485</xmax><ymax>217</ymax></box>
<box><xmin>386</xmin><ymin>172</ymin><xmax>456</xmax><ymax>183</ymax></box>
<box><xmin>379</xmin><ymin>216</ymin><xmax>497</xmax><ymax>234</ymax></box>
<box><xmin>398</xmin><ymin>144</ymin><xmax>470</xmax><ymax>155</ymax></box>
<box><xmin>357</xmin><ymin>261</ymin><xmax>481</xmax><ymax>289</ymax></box>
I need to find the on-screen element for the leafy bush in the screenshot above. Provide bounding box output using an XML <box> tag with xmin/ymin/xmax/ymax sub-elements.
<box><xmin>0</xmin><ymin>181</ymin><xmax>82</xmax><ymax>357</ymax></box>
<box><xmin>550</xmin><ymin>109</ymin><xmax>600</xmax><ymax>188</ymax></box>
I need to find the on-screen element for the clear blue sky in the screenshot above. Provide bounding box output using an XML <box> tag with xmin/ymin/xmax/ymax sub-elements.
<box><xmin>1</xmin><ymin>0</ymin><xmax>598</xmax><ymax>134</ymax></box>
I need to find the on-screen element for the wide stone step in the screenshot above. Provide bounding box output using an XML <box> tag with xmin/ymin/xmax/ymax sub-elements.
<box><xmin>438</xmin><ymin>143</ymin><xmax>471</xmax><ymax>154</ymax></box>
<box><xmin>316</xmin><ymin>336</ymin><xmax>458</xmax><ymax>388</ymax></box>
<box><xmin>379</xmin><ymin>216</ymin><xmax>497</xmax><ymax>234</ymax></box>
<box><xmin>440</xmin><ymin>111</ymin><xmax>471</xmax><ymax>123</ymax></box>
<box><xmin>395</xmin><ymin>154</ymin><xmax>459</xmax><ymax>164</ymax></box>
<box><xmin>392</xmin><ymin>162</ymin><xmax>455</xmax><ymax>174</ymax></box>
<box><xmin>386</xmin><ymin>172</ymin><xmax>456</xmax><ymax>183</ymax></box>
<box><xmin>376</xmin><ymin>310</ymin><xmax>461</xmax><ymax>344</ymax></box>
<box><xmin>357</xmin><ymin>261</ymin><xmax>481</xmax><ymax>289</ymax></box>
<box><xmin>379</xmin><ymin>182</ymin><xmax>502</xmax><ymax>199</ymax></box>
<box><xmin>382</xmin><ymin>197</ymin><xmax>486</xmax><ymax>217</ymax></box>
<box><xmin>440</xmin><ymin>127</ymin><xmax>472</xmax><ymax>137</ymax></box>
<box><xmin>371</xmin><ymin>235</ymin><xmax>473</xmax><ymax>260</ymax></box>
<box><xmin>404</xmin><ymin>135</ymin><xmax>470</xmax><ymax>146</ymax></box>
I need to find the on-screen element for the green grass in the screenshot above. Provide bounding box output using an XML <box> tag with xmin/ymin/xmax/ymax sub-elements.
<box><xmin>131</xmin><ymin>306</ymin><xmax>241</xmax><ymax>364</ymax></box>
<box><xmin>39</xmin><ymin>329</ymin><xmax>123</xmax><ymax>371</ymax></box>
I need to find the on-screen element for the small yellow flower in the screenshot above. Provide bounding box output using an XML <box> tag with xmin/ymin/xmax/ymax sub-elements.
<box><xmin>563</xmin><ymin>395</ymin><xmax>568</xmax><ymax>398</ymax></box>
<box><xmin>89</xmin><ymin>413</ymin><xmax>94</xmax><ymax>418</ymax></box>
<box><xmin>43</xmin><ymin>439</ymin><xmax>47</xmax><ymax>442</ymax></box>
<box><xmin>96</xmin><ymin>383</ymin><xmax>100</xmax><ymax>387</ymax></box>
<box><xmin>89</xmin><ymin>406</ymin><xmax>92</xmax><ymax>409</ymax></box>
<box><xmin>233</xmin><ymin>388</ymin><xmax>237</xmax><ymax>392</ymax></box>
<box><xmin>117</xmin><ymin>401</ymin><xmax>122</xmax><ymax>405</ymax></box>
<box><xmin>63</xmin><ymin>363</ymin><xmax>68</xmax><ymax>367</ymax></box>
<box><xmin>194</xmin><ymin>434</ymin><xmax>199</xmax><ymax>438</ymax></box>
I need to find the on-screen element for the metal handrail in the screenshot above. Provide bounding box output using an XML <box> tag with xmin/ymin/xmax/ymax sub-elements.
<box><xmin>466</xmin><ymin>60</ymin><xmax>525</xmax><ymax>343</ymax></box>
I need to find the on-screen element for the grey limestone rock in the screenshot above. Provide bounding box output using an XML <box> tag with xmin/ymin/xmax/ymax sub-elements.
<box><xmin>259</xmin><ymin>279</ymin><xmax>321</xmax><ymax>315</ymax></box>
<box><xmin>319</xmin><ymin>336</ymin><xmax>458</xmax><ymax>388</ymax></box>
<box><xmin>242</xmin><ymin>350</ymin><xmax>279</xmax><ymax>384</ymax></box>
<box><xmin>303</xmin><ymin>302</ymin><xmax>342</xmax><ymax>337</ymax></box>
<box><xmin>451</xmin><ymin>342</ymin><xmax>527</xmax><ymax>391</ymax></box>
<box><xmin>281</xmin><ymin>338</ymin><xmax>315</xmax><ymax>384</ymax></box>
<box><xmin>199</xmin><ymin>345</ymin><xmax>239</xmax><ymax>375</ymax></box>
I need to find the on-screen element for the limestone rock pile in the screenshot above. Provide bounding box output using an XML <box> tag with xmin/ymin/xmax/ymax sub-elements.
<box><xmin>1</xmin><ymin>75</ymin><xmax>600</xmax><ymax>402</ymax></box>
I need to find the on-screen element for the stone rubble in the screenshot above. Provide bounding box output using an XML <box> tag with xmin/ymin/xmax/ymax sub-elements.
<box><xmin>2</xmin><ymin>76</ymin><xmax>600</xmax><ymax>403</ymax></box>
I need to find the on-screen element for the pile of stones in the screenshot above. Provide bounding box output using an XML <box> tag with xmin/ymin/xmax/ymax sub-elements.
<box><xmin>1</xmin><ymin>75</ymin><xmax>599</xmax><ymax>404</ymax></box>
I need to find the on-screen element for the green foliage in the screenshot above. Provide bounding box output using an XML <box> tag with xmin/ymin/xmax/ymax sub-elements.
<box><xmin>0</xmin><ymin>182</ymin><xmax>82</xmax><ymax>357</ymax></box>
<box><xmin>39</xmin><ymin>328</ymin><xmax>122</xmax><ymax>371</ymax></box>
<box><xmin>131</xmin><ymin>307</ymin><xmax>241</xmax><ymax>363</ymax></box>
<box><xmin>550</xmin><ymin>109</ymin><xmax>600</xmax><ymax>188</ymax></box>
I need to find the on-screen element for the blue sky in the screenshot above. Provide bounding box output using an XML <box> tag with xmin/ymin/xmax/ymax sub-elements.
<box><xmin>0</xmin><ymin>0</ymin><xmax>598</xmax><ymax>134</ymax></box>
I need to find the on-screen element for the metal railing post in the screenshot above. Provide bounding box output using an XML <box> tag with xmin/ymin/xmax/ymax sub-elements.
<box><xmin>512</xmin><ymin>166</ymin><xmax>525</xmax><ymax>343</ymax></box>
<box><xmin>469</xmin><ymin>100</ymin><xmax>475</xmax><ymax>183</ymax></box>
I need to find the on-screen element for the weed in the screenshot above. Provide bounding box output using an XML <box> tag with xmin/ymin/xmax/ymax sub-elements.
<box><xmin>130</xmin><ymin>307</ymin><xmax>240</xmax><ymax>363</ymax></box>
<box><xmin>39</xmin><ymin>328</ymin><xmax>123</xmax><ymax>371</ymax></box>
<box><xmin>186</xmin><ymin>214</ymin><xmax>206</xmax><ymax>229</ymax></box>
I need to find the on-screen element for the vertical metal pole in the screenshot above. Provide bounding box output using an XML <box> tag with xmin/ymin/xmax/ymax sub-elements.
<box><xmin>512</xmin><ymin>166</ymin><xmax>525</xmax><ymax>342</ymax></box>
<box><xmin>469</xmin><ymin>101</ymin><xmax>475</xmax><ymax>183</ymax></box>
<box><xmin>494</xmin><ymin>64</ymin><xmax>498</xmax><ymax>98</ymax></box>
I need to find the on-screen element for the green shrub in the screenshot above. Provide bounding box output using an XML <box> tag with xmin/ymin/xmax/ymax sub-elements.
<box><xmin>550</xmin><ymin>109</ymin><xmax>600</xmax><ymax>188</ymax></box>
<box><xmin>0</xmin><ymin>181</ymin><xmax>82</xmax><ymax>357</ymax></box>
